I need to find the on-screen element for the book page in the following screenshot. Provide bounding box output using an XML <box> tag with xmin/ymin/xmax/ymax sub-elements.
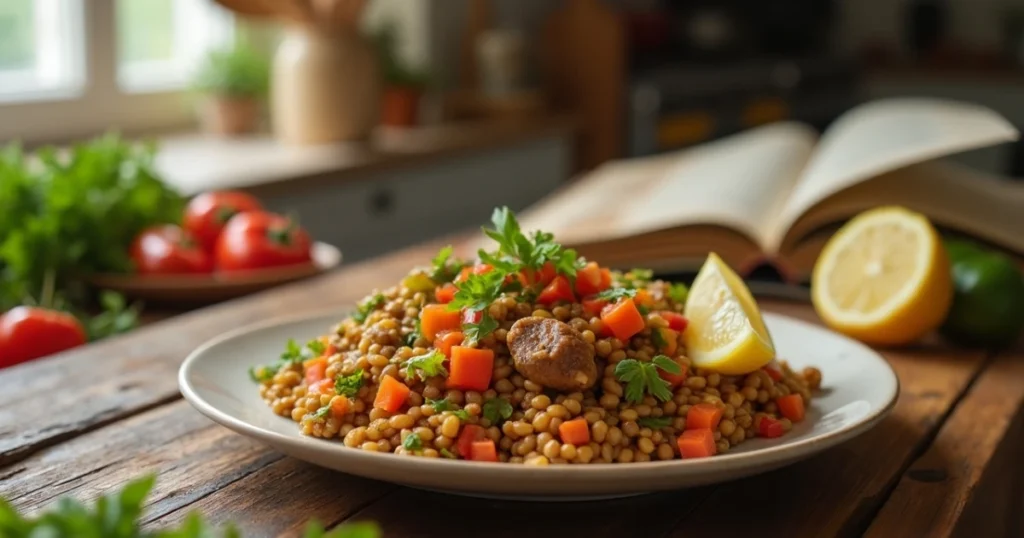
<box><xmin>770</xmin><ymin>98</ymin><xmax>1020</xmax><ymax>250</ymax></box>
<box><xmin>514</xmin><ymin>122</ymin><xmax>817</xmax><ymax>252</ymax></box>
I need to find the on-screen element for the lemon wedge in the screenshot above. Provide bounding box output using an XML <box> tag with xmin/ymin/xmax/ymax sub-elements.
<box><xmin>683</xmin><ymin>253</ymin><xmax>776</xmax><ymax>375</ymax></box>
<box><xmin>811</xmin><ymin>206</ymin><xmax>953</xmax><ymax>346</ymax></box>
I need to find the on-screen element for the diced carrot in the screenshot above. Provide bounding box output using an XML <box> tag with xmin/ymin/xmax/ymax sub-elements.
<box><xmin>777</xmin><ymin>394</ymin><xmax>805</xmax><ymax>422</ymax></box>
<box><xmin>634</xmin><ymin>289</ymin><xmax>654</xmax><ymax>307</ymax></box>
<box><xmin>537</xmin><ymin>275</ymin><xmax>575</xmax><ymax>305</ymax></box>
<box><xmin>420</xmin><ymin>304</ymin><xmax>462</xmax><ymax>342</ymax></box>
<box><xmin>599</xmin><ymin>268</ymin><xmax>612</xmax><ymax>289</ymax></box>
<box><xmin>304</xmin><ymin>357</ymin><xmax>328</xmax><ymax>384</ymax></box>
<box><xmin>582</xmin><ymin>297</ymin><xmax>608</xmax><ymax>318</ymax></box>
<box><xmin>655</xmin><ymin>327</ymin><xmax>678</xmax><ymax>355</ymax></box>
<box><xmin>558</xmin><ymin>417</ymin><xmax>591</xmax><ymax>446</ymax></box>
<box><xmin>454</xmin><ymin>266</ymin><xmax>473</xmax><ymax>283</ymax></box>
<box><xmin>373</xmin><ymin>375</ymin><xmax>410</xmax><ymax>413</ymax></box>
<box><xmin>600</xmin><ymin>298</ymin><xmax>646</xmax><ymax>340</ymax></box>
<box><xmin>435</xmin><ymin>283</ymin><xmax>457</xmax><ymax>304</ymax></box>
<box><xmin>677</xmin><ymin>429</ymin><xmax>716</xmax><ymax>459</ymax></box>
<box><xmin>658</xmin><ymin>359</ymin><xmax>688</xmax><ymax>387</ymax></box>
<box><xmin>574</xmin><ymin>262</ymin><xmax>606</xmax><ymax>296</ymax></box>
<box><xmin>470</xmin><ymin>439</ymin><xmax>498</xmax><ymax>462</ymax></box>
<box><xmin>758</xmin><ymin>416</ymin><xmax>785</xmax><ymax>438</ymax></box>
<box><xmin>448</xmin><ymin>346</ymin><xmax>494</xmax><ymax>392</ymax></box>
<box><xmin>330</xmin><ymin>397</ymin><xmax>350</xmax><ymax>419</ymax></box>
<box><xmin>434</xmin><ymin>330</ymin><xmax>465</xmax><ymax>358</ymax></box>
<box><xmin>310</xmin><ymin>378</ymin><xmax>334</xmax><ymax>394</ymax></box>
<box><xmin>462</xmin><ymin>309</ymin><xmax>482</xmax><ymax>324</ymax></box>
<box><xmin>659</xmin><ymin>311</ymin><xmax>689</xmax><ymax>332</ymax></box>
<box><xmin>763</xmin><ymin>365</ymin><xmax>783</xmax><ymax>382</ymax></box>
<box><xmin>457</xmin><ymin>424</ymin><xmax>486</xmax><ymax>458</ymax></box>
<box><xmin>686</xmin><ymin>403</ymin><xmax>723</xmax><ymax>431</ymax></box>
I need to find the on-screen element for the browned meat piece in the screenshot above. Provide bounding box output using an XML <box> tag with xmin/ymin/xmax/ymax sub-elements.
<box><xmin>506</xmin><ymin>317</ymin><xmax>597</xmax><ymax>392</ymax></box>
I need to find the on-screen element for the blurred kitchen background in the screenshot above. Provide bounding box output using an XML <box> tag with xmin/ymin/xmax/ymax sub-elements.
<box><xmin>2</xmin><ymin>0</ymin><xmax>1024</xmax><ymax>264</ymax></box>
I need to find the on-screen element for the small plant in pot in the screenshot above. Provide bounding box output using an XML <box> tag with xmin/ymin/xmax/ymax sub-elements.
<box><xmin>192</xmin><ymin>40</ymin><xmax>270</xmax><ymax>136</ymax></box>
<box><xmin>373</xmin><ymin>23</ymin><xmax>431</xmax><ymax>128</ymax></box>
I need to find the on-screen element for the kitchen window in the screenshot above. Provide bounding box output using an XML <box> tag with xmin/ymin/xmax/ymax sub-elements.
<box><xmin>0</xmin><ymin>0</ymin><xmax>233</xmax><ymax>143</ymax></box>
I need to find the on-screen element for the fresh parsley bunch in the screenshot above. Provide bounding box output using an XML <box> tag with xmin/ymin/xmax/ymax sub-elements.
<box><xmin>0</xmin><ymin>475</ymin><xmax>380</xmax><ymax>537</ymax></box>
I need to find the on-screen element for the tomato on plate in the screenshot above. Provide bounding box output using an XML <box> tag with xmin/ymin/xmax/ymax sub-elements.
<box><xmin>130</xmin><ymin>225</ymin><xmax>214</xmax><ymax>275</ymax></box>
<box><xmin>0</xmin><ymin>307</ymin><xmax>87</xmax><ymax>369</ymax></box>
<box><xmin>215</xmin><ymin>211</ymin><xmax>312</xmax><ymax>271</ymax></box>
<box><xmin>183</xmin><ymin>191</ymin><xmax>263</xmax><ymax>252</ymax></box>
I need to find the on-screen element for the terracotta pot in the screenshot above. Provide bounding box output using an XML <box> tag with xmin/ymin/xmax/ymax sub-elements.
<box><xmin>198</xmin><ymin>95</ymin><xmax>260</xmax><ymax>136</ymax></box>
<box><xmin>271</xmin><ymin>26</ymin><xmax>380</xmax><ymax>145</ymax></box>
<box><xmin>380</xmin><ymin>87</ymin><xmax>421</xmax><ymax>128</ymax></box>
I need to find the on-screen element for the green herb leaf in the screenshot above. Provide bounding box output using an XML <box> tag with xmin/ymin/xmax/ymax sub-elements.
<box><xmin>335</xmin><ymin>369</ymin><xmax>365</xmax><ymax>398</ymax></box>
<box><xmin>630</xmin><ymin>268</ymin><xmax>654</xmax><ymax>282</ymax></box>
<box><xmin>638</xmin><ymin>416</ymin><xmax>673</xmax><ymax>429</ymax></box>
<box><xmin>650</xmin><ymin>328</ymin><xmax>667</xmax><ymax>350</ymax></box>
<box><xmin>462</xmin><ymin>312</ymin><xmax>499</xmax><ymax>346</ymax></box>
<box><xmin>426</xmin><ymin>397</ymin><xmax>451</xmax><ymax>412</ymax></box>
<box><xmin>614</xmin><ymin>359</ymin><xmax>674</xmax><ymax>403</ymax></box>
<box><xmin>652</xmin><ymin>355</ymin><xmax>682</xmax><ymax>375</ymax></box>
<box><xmin>447</xmin><ymin>270</ymin><xmax>505</xmax><ymax>313</ymax></box>
<box><xmin>595</xmin><ymin>287</ymin><xmax>638</xmax><ymax>302</ymax></box>
<box><xmin>482</xmin><ymin>206</ymin><xmax>578</xmax><ymax>278</ymax></box>
<box><xmin>249</xmin><ymin>366</ymin><xmax>275</xmax><ymax>383</ymax></box>
<box><xmin>352</xmin><ymin>293</ymin><xmax>386</xmax><ymax>324</ymax></box>
<box><xmin>306</xmin><ymin>338</ymin><xmax>327</xmax><ymax>356</ymax></box>
<box><xmin>402</xmin><ymin>349</ymin><xmax>448</xmax><ymax>381</ymax></box>
<box><xmin>85</xmin><ymin>290</ymin><xmax>141</xmax><ymax>341</ymax></box>
<box><xmin>428</xmin><ymin>245</ymin><xmax>465</xmax><ymax>284</ymax></box>
<box><xmin>482</xmin><ymin>397</ymin><xmax>513</xmax><ymax>425</ymax></box>
<box><xmin>453</xmin><ymin>409</ymin><xmax>471</xmax><ymax>421</ymax></box>
<box><xmin>281</xmin><ymin>338</ymin><xmax>305</xmax><ymax>363</ymax></box>
<box><xmin>440</xmin><ymin>447</ymin><xmax>457</xmax><ymax>459</ymax></box>
<box><xmin>668</xmin><ymin>282</ymin><xmax>689</xmax><ymax>304</ymax></box>
<box><xmin>308</xmin><ymin>405</ymin><xmax>331</xmax><ymax>421</ymax></box>
<box><xmin>403</xmin><ymin>432</ymin><xmax>423</xmax><ymax>451</ymax></box>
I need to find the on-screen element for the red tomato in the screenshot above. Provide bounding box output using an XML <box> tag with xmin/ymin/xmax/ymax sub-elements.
<box><xmin>435</xmin><ymin>283</ymin><xmax>457</xmax><ymax>304</ymax></box>
<box><xmin>215</xmin><ymin>211</ymin><xmax>312</xmax><ymax>271</ymax></box>
<box><xmin>758</xmin><ymin>416</ymin><xmax>785</xmax><ymax>438</ymax></box>
<box><xmin>537</xmin><ymin>275</ymin><xmax>575</xmax><ymax>305</ymax></box>
<box><xmin>575</xmin><ymin>262</ymin><xmax>608</xmax><ymax>296</ymax></box>
<box><xmin>130</xmin><ymin>225</ymin><xmax>213</xmax><ymax>275</ymax></box>
<box><xmin>659</xmin><ymin>311</ymin><xmax>689</xmax><ymax>332</ymax></box>
<box><xmin>518</xmin><ymin>262</ymin><xmax>557</xmax><ymax>287</ymax></box>
<box><xmin>581</xmin><ymin>297</ymin><xmax>609</xmax><ymax>318</ymax></box>
<box><xmin>183</xmin><ymin>191</ymin><xmax>263</xmax><ymax>252</ymax></box>
<box><xmin>462</xmin><ymin>309</ymin><xmax>482</xmax><ymax>324</ymax></box>
<box><xmin>0</xmin><ymin>307</ymin><xmax>87</xmax><ymax>368</ymax></box>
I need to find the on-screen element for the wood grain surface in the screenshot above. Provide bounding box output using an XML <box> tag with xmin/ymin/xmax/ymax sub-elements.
<box><xmin>1</xmin><ymin>238</ymin><xmax>1020</xmax><ymax>537</ymax></box>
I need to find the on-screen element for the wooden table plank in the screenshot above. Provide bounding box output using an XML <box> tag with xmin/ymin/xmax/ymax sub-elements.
<box><xmin>866</xmin><ymin>351</ymin><xmax>1024</xmax><ymax>538</ymax></box>
<box><xmin>0</xmin><ymin>240</ymin><xmax>445</xmax><ymax>467</ymax></box>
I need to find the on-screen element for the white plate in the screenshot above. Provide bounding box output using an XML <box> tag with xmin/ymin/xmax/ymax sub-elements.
<box><xmin>179</xmin><ymin>310</ymin><xmax>899</xmax><ymax>499</ymax></box>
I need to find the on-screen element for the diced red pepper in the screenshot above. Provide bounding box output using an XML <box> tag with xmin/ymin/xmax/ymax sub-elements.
<box><xmin>435</xmin><ymin>283</ymin><xmax>457</xmax><ymax>304</ymax></box>
<box><xmin>758</xmin><ymin>416</ymin><xmax>785</xmax><ymax>438</ymax></box>
<box><xmin>457</xmin><ymin>424</ymin><xmax>487</xmax><ymax>458</ymax></box>
<box><xmin>538</xmin><ymin>275</ymin><xmax>575</xmax><ymax>305</ymax></box>
<box><xmin>659</xmin><ymin>311</ymin><xmax>689</xmax><ymax>332</ymax></box>
<box><xmin>574</xmin><ymin>262</ymin><xmax>608</xmax><ymax>296</ymax></box>
<box><xmin>677</xmin><ymin>429</ymin><xmax>716</xmax><ymax>458</ymax></box>
<box><xmin>763</xmin><ymin>365</ymin><xmax>783</xmax><ymax>382</ymax></box>
<box><xmin>582</xmin><ymin>297</ymin><xmax>609</xmax><ymax>318</ymax></box>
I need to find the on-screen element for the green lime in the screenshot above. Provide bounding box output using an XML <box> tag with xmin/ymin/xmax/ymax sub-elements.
<box><xmin>940</xmin><ymin>238</ymin><xmax>1024</xmax><ymax>347</ymax></box>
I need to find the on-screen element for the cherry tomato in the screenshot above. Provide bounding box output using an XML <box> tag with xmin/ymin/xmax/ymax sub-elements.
<box><xmin>215</xmin><ymin>211</ymin><xmax>312</xmax><ymax>271</ymax></box>
<box><xmin>0</xmin><ymin>307</ymin><xmax>87</xmax><ymax>368</ymax></box>
<box><xmin>183</xmin><ymin>191</ymin><xmax>263</xmax><ymax>252</ymax></box>
<box><xmin>130</xmin><ymin>225</ymin><xmax>213</xmax><ymax>275</ymax></box>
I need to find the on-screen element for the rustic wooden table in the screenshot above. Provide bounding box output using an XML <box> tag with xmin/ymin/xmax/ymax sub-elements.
<box><xmin>2</xmin><ymin>239</ymin><xmax>1022</xmax><ymax>537</ymax></box>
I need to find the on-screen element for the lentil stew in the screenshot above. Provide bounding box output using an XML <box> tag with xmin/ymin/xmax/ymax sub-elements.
<box><xmin>253</xmin><ymin>208</ymin><xmax>822</xmax><ymax>464</ymax></box>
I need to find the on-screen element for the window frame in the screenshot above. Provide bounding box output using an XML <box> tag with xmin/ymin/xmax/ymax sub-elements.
<box><xmin>0</xmin><ymin>0</ymin><xmax>234</xmax><ymax>144</ymax></box>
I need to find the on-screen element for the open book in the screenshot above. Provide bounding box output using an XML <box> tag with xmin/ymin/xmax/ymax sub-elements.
<box><xmin>509</xmin><ymin>98</ymin><xmax>1023</xmax><ymax>283</ymax></box>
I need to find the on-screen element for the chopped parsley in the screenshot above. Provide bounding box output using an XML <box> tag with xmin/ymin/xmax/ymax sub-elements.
<box><xmin>404</xmin><ymin>317</ymin><xmax>422</xmax><ymax>347</ymax></box>
<box><xmin>650</xmin><ymin>327</ymin><xmax>667</xmax><ymax>350</ymax></box>
<box><xmin>462</xmin><ymin>313</ymin><xmax>498</xmax><ymax>346</ymax></box>
<box><xmin>403</xmin><ymin>432</ymin><xmax>423</xmax><ymax>451</ymax></box>
<box><xmin>440</xmin><ymin>447</ymin><xmax>457</xmax><ymax>459</ymax></box>
<box><xmin>307</xmin><ymin>405</ymin><xmax>331</xmax><ymax>421</ymax></box>
<box><xmin>446</xmin><ymin>269</ymin><xmax>506</xmax><ymax>343</ymax></box>
<box><xmin>402</xmin><ymin>349</ymin><xmax>448</xmax><ymax>381</ymax></box>
<box><xmin>335</xmin><ymin>369</ymin><xmax>365</xmax><ymax>398</ymax></box>
<box><xmin>352</xmin><ymin>293</ymin><xmax>386</xmax><ymax>324</ymax></box>
<box><xmin>306</xmin><ymin>339</ymin><xmax>327</xmax><ymax>356</ymax></box>
<box><xmin>429</xmin><ymin>245</ymin><xmax>466</xmax><ymax>283</ymax></box>
<box><xmin>248</xmin><ymin>365</ymin><xmax>275</xmax><ymax>383</ymax></box>
<box><xmin>614</xmin><ymin>356</ymin><xmax>681</xmax><ymax>403</ymax></box>
<box><xmin>427</xmin><ymin>397</ymin><xmax>471</xmax><ymax>420</ymax></box>
<box><xmin>668</xmin><ymin>282</ymin><xmax>689</xmax><ymax>304</ymax></box>
<box><xmin>249</xmin><ymin>338</ymin><xmax>323</xmax><ymax>383</ymax></box>
<box><xmin>595</xmin><ymin>287</ymin><xmax>638</xmax><ymax>302</ymax></box>
<box><xmin>482</xmin><ymin>397</ymin><xmax>513</xmax><ymax>425</ymax></box>
<box><xmin>637</xmin><ymin>416</ymin><xmax>673</xmax><ymax>429</ymax></box>
<box><xmin>483</xmin><ymin>206</ymin><xmax>579</xmax><ymax>278</ymax></box>
<box><xmin>615</xmin><ymin>267</ymin><xmax>655</xmax><ymax>289</ymax></box>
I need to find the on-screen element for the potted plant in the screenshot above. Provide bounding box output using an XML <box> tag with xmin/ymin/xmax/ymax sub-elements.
<box><xmin>373</xmin><ymin>23</ymin><xmax>431</xmax><ymax>128</ymax></box>
<box><xmin>191</xmin><ymin>40</ymin><xmax>270</xmax><ymax>136</ymax></box>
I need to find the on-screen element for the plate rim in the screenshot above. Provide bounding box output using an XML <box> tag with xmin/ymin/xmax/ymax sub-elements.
<box><xmin>178</xmin><ymin>307</ymin><xmax>899</xmax><ymax>480</ymax></box>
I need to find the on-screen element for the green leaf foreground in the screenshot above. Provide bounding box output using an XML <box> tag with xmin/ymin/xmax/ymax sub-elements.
<box><xmin>0</xmin><ymin>475</ymin><xmax>380</xmax><ymax>537</ymax></box>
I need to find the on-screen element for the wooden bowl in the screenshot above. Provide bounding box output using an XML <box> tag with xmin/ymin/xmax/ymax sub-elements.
<box><xmin>87</xmin><ymin>242</ymin><xmax>342</xmax><ymax>305</ymax></box>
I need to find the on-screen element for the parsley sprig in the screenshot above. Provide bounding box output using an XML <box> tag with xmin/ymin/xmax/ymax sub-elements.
<box><xmin>335</xmin><ymin>369</ymin><xmax>364</xmax><ymax>398</ymax></box>
<box><xmin>402</xmin><ymin>432</ymin><xmax>423</xmax><ymax>451</ymax></box>
<box><xmin>249</xmin><ymin>338</ymin><xmax>324</xmax><ymax>383</ymax></box>
<box><xmin>595</xmin><ymin>287</ymin><xmax>638</xmax><ymax>302</ymax></box>
<box><xmin>638</xmin><ymin>416</ymin><xmax>673</xmax><ymax>429</ymax></box>
<box><xmin>428</xmin><ymin>245</ymin><xmax>465</xmax><ymax>284</ymax></box>
<box><xmin>446</xmin><ymin>269</ymin><xmax>505</xmax><ymax>344</ymax></box>
<box><xmin>352</xmin><ymin>293</ymin><xmax>385</xmax><ymax>324</ymax></box>
<box><xmin>668</xmin><ymin>282</ymin><xmax>689</xmax><ymax>304</ymax></box>
<box><xmin>402</xmin><ymin>350</ymin><xmax>448</xmax><ymax>381</ymax></box>
<box><xmin>427</xmin><ymin>397</ymin><xmax>471</xmax><ymax>420</ymax></box>
<box><xmin>482</xmin><ymin>397</ymin><xmax>513</xmax><ymax>425</ymax></box>
<box><xmin>483</xmin><ymin>207</ymin><xmax>580</xmax><ymax>278</ymax></box>
<box><xmin>614</xmin><ymin>355</ymin><xmax>682</xmax><ymax>403</ymax></box>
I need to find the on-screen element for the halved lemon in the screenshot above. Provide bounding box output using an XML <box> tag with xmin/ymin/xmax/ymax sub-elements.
<box><xmin>811</xmin><ymin>206</ymin><xmax>953</xmax><ymax>346</ymax></box>
<box><xmin>683</xmin><ymin>252</ymin><xmax>776</xmax><ymax>374</ymax></box>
